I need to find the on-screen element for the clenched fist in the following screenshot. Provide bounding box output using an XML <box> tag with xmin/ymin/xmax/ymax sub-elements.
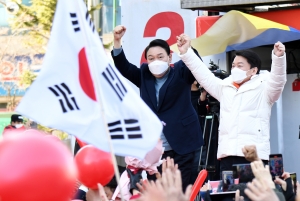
<box><xmin>242</xmin><ymin>145</ymin><xmax>259</xmax><ymax>162</ymax></box>
<box><xmin>176</xmin><ymin>34</ymin><xmax>191</xmax><ymax>55</ymax></box>
<box><xmin>273</xmin><ymin>41</ymin><xmax>285</xmax><ymax>57</ymax></box>
<box><xmin>113</xmin><ymin>25</ymin><xmax>126</xmax><ymax>48</ymax></box>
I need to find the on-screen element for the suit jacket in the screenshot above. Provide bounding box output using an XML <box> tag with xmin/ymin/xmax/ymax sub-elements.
<box><xmin>111</xmin><ymin>50</ymin><xmax>203</xmax><ymax>154</ymax></box>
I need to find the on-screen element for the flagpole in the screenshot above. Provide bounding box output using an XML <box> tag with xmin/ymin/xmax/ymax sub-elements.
<box><xmin>74</xmin><ymin>1</ymin><xmax>125</xmax><ymax>201</ymax></box>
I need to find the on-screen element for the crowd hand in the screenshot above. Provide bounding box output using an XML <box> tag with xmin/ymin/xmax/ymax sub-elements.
<box><xmin>235</xmin><ymin>189</ymin><xmax>245</xmax><ymax>201</ymax></box>
<box><xmin>137</xmin><ymin>179</ymin><xmax>148</xmax><ymax>194</ymax></box>
<box><xmin>155</xmin><ymin>172</ymin><xmax>162</xmax><ymax>180</ymax></box>
<box><xmin>200</xmin><ymin>183</ymin><xmax>209</xmax><ymax>192</ymax></box>
<box><xmin>161</xmin><ymin>169</ymin><xmax>192</xmax><ymax>201</ymax></box>
<box><xmin>162</xmin><ymin>157</ymin><xmax>178</xmax><ymax>174</ymax></box>
<box><xmin>86</xmin><ymin>184</ymin><xmax>109</xmax><ymax>201</ymax></box>
<box><xmin>245</xmin><ymin>179</ymin><xmax>279</xmax><ymax>201</ymax></box>
<box><xmin>136</xmin><ymin>169</ymin><xmax>192</xmax><ymax>201</ymax></box>
<box><xmin>86</xmin><ymin>189</ymin><xmax>99</xmax><ymax>201</ymax></box>
<box><xmin>176</xmin><ymin>34</ymin><xmax>191</xmax><ymax>55</ymax></box>
<box><xmin>250</xmin><ymin>161</ymin><xmax>275</xmax><ymax>189</ymax></box>
<box><xmin>273</xmin><ymin>41</ymin><xmax>285</xmax><ymax>57</ymax></box>
<box><xmin>200</xmin><ymin>183</ymin><xmax>211</xmax><ymax>201</ymax></box>
<box><xmin>274</xmin><ymin>172</ymin><xmax>290</xmax><ymax>191</ymax></box>
<box><xmin>242</xmin><ymin>145</ymin><xmax>260</xmax><ymax>162</ymax></box>
<box><xmin>136</xmin><ymin>180</ymin><xmax>166</xmax><ymax>201</ymax></box>
<box><xmin>113</xmin><ymin>25</ymin><xmax>126</xmax><ymax>48</ymax></box>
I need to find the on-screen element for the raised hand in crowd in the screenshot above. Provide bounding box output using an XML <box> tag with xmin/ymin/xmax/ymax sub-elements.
<box><xmin>200</xmin><ymin>183</ymin><xmax>212</xmax><ymax>201</ymax></box>
<box><xmin>113</xmin><ymin>25</ymin><xmax>126</xmax><ymax>48</ymax></box>
<box><xmin>136</xmin><ymin>169</ymin><xmax>191</xmax><ymax>201</ymax></box>
<box><xmin>250</xmin><ymin>161</ymin><xmax>275</xmax><ymax>189</ymax></box>
<box><xmin>136</xmin><ymin>157</ymin><xmax>178</xmax><ymax>194</ymax></box>
<box><xmin>154</xmin><ymin>157</ymin><xmax>178</xmax><ymax>181</ymax></box>
<box><xmin>273</xmin><ymin>41</ymin><xmax>286</xmax><ymax>57</ymax></box>
<box><xmin>275</xmin><ymin>172</ymin><xmax>297</xmax><ymax>201</ymax></box>
<box><xmin>135</xmin><ymin>158</ymin><xmax>191</xmax><ymax>201</ymax></box>
<box><xmin>235</xmin><ymin>189</ymin><xmax>245</xmax><ymax>201</ymax></box>
<box><xmin>244</xmin><ymin>178</ymin><xmax>280</xmax><ymax>201</ymax></box>
<box><xmin>86</xmin><ymin>184</ymin><xmax>109</xmax><ymax>201</ymax></box>
<box><xmin>242</xmin><ymin>145</ymin><xmax>260</xmax><ymax>162</ymax></box>
<box><xmin>274</xmin><ymin>172</ymin><xmax>290</xmax><ymax>191</ymax></box>
<box><xmin>162</xmin><ymin>157</ymin><xmax>178</xmax><ymax>173</ymax></box>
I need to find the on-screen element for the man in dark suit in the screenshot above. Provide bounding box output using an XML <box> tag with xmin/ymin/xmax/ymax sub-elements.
<box><xmin>111</xmin><ymin>25</ymin><xmax>203</xmax><ymax>190</ymax></box>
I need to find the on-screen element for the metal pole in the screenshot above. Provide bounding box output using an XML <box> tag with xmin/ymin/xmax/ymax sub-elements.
<box><xmin>92</xmin><ymin>0</ymin><xmax>100</xmax><ymax>35</ymax></box>
<box><xmin>198</xmin><ymin>116</ymin><xmax>207</xmax><ymax>171</ymax></box>
<box><xmin>205</xmin><ymin>114</ymin><xmax>214</xmax><ymax>166</ymax></box>
<box><xmin>113</xmin><ymin>0</ymin><xmax>116</xmax><ymax>28</ymax></box>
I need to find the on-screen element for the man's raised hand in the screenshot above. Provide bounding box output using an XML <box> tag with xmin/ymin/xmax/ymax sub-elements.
<box><xmin>176</xmin><ymin>34</ymin><xmax>191</xmax><ymax>55</ymax></box>
<box><xmin>274</xmin><ymin>41</ymin><xmax>285</xmax><ymax>57</ymax></box>
<box><xmin>113</xmin><ymin>25</ymin><xmax>126</xmax><ymax>48</ymax></box>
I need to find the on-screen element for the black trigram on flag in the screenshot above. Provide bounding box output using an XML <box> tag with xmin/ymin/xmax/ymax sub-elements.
<box><xmin>48</xmin><ymin>83</ymin><xmax>80</xmax><ymax>113</ymax></box>
<box><xmin>102</xmin><ymin>64</ymin><xmax>127</xmax><ymax>101</ymax></box>
<box><xmin>85</xmin><ymin>11</ymin><xmax>95</xmax><ymax>33</ymax></box>
<box><xmin>70</xmin><ymin>13</ymin><xmax>80</xmax><ymax>32</ymax></box>
<box><xmin>108</xmin><ymin>119</ymin><xmax>142</xmax><ymax>140</ymax></box>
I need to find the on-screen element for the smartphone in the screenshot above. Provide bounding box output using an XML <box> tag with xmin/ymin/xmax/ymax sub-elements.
<box><xmin>222</xmin><ymin>170</ymin><xmax>234</xmax><ymax>192</ymax></box>
<box><xmin>232</xmin><ymin>164</ymin><xmax>254</xmax><ymax>183</ymax></box>
<box><xmin>290</xmin><ymin>172</ymin><xmax>297</xmax><ymax>193</ymax></box>
<box><xmin>269</xmin><ymin>154</ymin><xmax>284</xmax><ymax>179</ymax></box>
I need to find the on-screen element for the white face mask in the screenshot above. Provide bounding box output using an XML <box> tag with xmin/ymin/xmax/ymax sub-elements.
<box><xmin>231</xmin><ymin>67</ymin><xmax>249</xmax><ymax>84</ymax></box>
<box><xmin>15</xmin><ymin>124</ymin><xmax>23</xmax><ymax>129</ymax></box>
<box><xmin>148</xmin><ymin>60</ymin><xmax>169</xmax><ymax>75</ymax></box>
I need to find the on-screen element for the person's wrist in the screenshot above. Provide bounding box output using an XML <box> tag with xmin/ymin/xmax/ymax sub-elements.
<box><xmin>114</xmin><ymin>39</ymin><xmax>122</xmax><ymax>49</ymax></box>
<box><xmin>179</xmin><ymin>47</ymin><xmax>189</xmax><ymax>55</ymax></box>
<box><xmin>254</xmin><ymin>157</ymin><xmax>260</xmax><ymax>161</ymax></box>
<box><xmin>267</xmin><ymin>180</ymin><xmax>276</xmax><ymax>189</ymax></box>
<box><xmin>132</xmin><ymin>189</ymin><xmax>140</xmax><ymax>195</ymax></box>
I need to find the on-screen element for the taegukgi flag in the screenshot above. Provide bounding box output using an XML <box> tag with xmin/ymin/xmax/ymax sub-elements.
<box><xmin>16</xmin><ymin>0</ymin><xmax>163</xmax><ymax>159</ymax></box>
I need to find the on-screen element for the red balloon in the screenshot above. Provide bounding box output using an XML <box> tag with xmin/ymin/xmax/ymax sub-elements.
<box><xmin>74</xmin><ymin>145</ymin><xmax>114</xmax><ymax>189</ymax></box>
<box><xmin>0</xmin><ymin>130</ymin><xmax>77</xmax><ymax>201</ymax></box>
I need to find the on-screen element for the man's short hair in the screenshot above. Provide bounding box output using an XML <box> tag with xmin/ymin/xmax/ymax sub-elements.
<box><xmin>144</xmin><ymin>39</ymin><xmax>171</xmax><ymax>59</ymax></box>
<box><xmin>11</xmin><ymin>114</ymin><xmax>23</xmax><ymax>123</ymax></box>
<box><xmin>235</xmin><ymin>50</ymin><xmax>261</xmax><ymax>74</ymax></box>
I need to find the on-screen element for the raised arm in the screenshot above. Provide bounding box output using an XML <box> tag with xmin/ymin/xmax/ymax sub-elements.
<box><xmin>177</xmin><ymin>34</ymin><xmax>223</xmax><ymax>101</ymax></box>
<box><xmin>266</xmin><ymin>42</ymin><xmax>287</xmax><ymax>104</ymax></box>
<box><xmin>179</xmin><ymin>48</ymin><xmax>203</xmax><ymax>85</ymax></box>
<box><xmin>111</xmin><ymin>25</ymin><xmax>141</xmax><ymax>87</ymax></box>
